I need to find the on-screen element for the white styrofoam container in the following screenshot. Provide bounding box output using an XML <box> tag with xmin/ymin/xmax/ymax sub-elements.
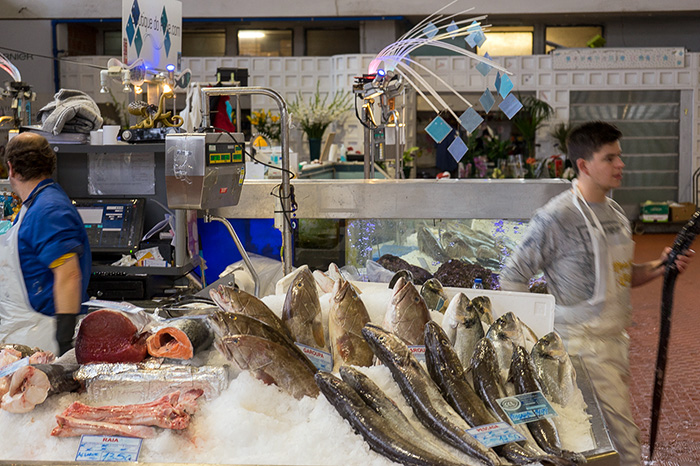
<box><xmin>351</xmin><ymin>281</ymin><xmax>555</xmax><ymax>339</ymax></box>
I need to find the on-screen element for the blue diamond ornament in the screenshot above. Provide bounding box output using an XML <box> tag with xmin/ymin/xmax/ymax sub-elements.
<box><xmin>425</xmin><ymin>116</ymin><xmax>453</xmax><ymax>144</ymax></box>
<box><xmin>458</xmin><ymin>107</ymin><xmax>484</xmax><ymax>134</ymax></box>
<box><xmin>448</xmin><ymin>136</ymin><xmax>468</xmax><ymax>163</ymax></box>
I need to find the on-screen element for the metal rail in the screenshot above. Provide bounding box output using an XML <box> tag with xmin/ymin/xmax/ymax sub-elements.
<box><xmin>200</xmin><ymin>86</ymin><xmax>293</xmax><ymax>275</ymax></box>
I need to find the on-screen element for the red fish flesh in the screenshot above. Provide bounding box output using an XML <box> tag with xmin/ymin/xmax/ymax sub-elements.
<box><xmin>75</xmin><ymin>310</ymin><xmax>148</xmax><ymax>364</ymax></box>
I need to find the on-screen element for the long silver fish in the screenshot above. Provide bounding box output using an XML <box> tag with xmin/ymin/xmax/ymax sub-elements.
<box><xmin>510</xmin><ymin>345</ymin><xmax>584</xmax><ymax>464</ymax></box>
<box><xmin>419</xmin><ymin>278</ymin><xmax>448</xmax><ymax>314</ymax></box>
<box><xmin>210</xmin><ymin>284</ymin><xmax>290</xmax><ymax>338</ymax></box>
<box><xmin>314</xmin><ymin>371</ymin><xmax>467</xmax><ymax>466</ymax></box>
<box><xmin>282</xmin><ymin>267</ymin><xmax>327</xmax><ymax>351</ymax></box>
<box><xmin>208</xmin><ymin>311</ymin><xmax>317</xmax><ymax>373</ymax></box>
<box><xmin>361</xmin><ymin>323</ymin><xmax>502</xmax><ymax>466</ymax></box>
<box><xmin>441</xmin><ymin>292</ymin><xmax>484</xmax><ymax>367</ymax></box>
<box><xmin>471</xmin><ymin>338</ymin><xmax>547</xmax><ymax>459</ymax></box>
<box><xmin>329</xmin><ymin>279</ymin><xmax>373</xmax><ymax>372</ymax></box>
<box><xmin>338</xmin><ymin>366</ymin><xmax>465</xmax><ymax>463</ymax></box>
<box><xmin>530</xmin><ymin>332</ymin><xmax>578</xmax><ymax>407</ymax></box>
<box><xmin>382</xmin><ymin>277</ymin><xmax>431</xmax><ymax>345</ymax></box>
<box><xmin>217</xmin><ymin>334</ymin><xmax>319</xmax><ymax>400</ymax></box>
<box><xmin>424</xmin><ymin>322</ymin><xmax>569</xmax><ymax>466</ymax></box>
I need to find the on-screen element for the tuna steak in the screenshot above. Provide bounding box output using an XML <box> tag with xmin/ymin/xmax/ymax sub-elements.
<box><xmin>75</xmin><ymin>310</ymin><xmax>148</xmax><ymax>364</ymax></box>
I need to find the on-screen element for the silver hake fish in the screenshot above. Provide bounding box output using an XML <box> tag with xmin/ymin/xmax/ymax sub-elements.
<box><xmin>530</xmin><ymin>332</ymin><xmax>579</xmax><ymax>407</ymax></box>
<box><xmin>442</xmin><ymin>292</ymin><xmax>485</xmax><ymax>367</ymax></box>
<box><xmin>510</xmin><ymin>345</ymin><xmax>585</xmax><ymax>464</ymax></box>
<box><xmin>424</xmin><ymin>321</ymin><xmax>572</xmax><ymax>466</ymax></box>
<box><xmin>361</xmin><ymin>323</ymin><xmax>502</xmax><ymax>466</ymax></box>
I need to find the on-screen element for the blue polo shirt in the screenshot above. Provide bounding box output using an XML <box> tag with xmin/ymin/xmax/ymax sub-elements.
<box><xmin>15</xmin><ymin>179</ymin><xmax>91</xmax><ymax>316</ymax></box>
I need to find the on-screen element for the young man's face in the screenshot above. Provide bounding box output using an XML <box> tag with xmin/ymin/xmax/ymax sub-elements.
<box><xmin>579</xmin><ymin>140</ymin><xmax>624</xmax><ymax>192</ymax></box>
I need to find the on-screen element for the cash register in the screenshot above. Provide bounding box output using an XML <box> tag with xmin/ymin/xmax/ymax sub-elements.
<box><xmin>73</xmin><ymin>197</ymin><xmax>178</xmax><ymax>300</ymax></box>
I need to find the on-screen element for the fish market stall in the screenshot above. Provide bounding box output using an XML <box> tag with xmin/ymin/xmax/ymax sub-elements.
<box><xmin>0</xmin><ymin>274</ymin><xmax>618</xmax><ymax>466</ymax></box>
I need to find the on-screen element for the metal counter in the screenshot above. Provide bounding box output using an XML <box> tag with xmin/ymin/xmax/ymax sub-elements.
<box><xmin>212</xmin><ymin>178</ymin><xmax>572</xmax><ymax>220</ymax></box>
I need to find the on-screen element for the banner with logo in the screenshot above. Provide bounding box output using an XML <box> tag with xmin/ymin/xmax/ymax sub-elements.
<box><xmin>122</xmin><ymin>0</ymin><xmax>182</xmax><ymax>72</ymax></box>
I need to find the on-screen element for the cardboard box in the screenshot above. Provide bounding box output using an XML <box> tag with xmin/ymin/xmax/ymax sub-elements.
<box><xmin>670</xmin><ymin>202</ymin><xmax>697</xmax><ymax>223</ymax></box>
<box><xmin>640</xmin><ymin>202</ymin><xmax>669</xmax><ymax>223</ymax></box>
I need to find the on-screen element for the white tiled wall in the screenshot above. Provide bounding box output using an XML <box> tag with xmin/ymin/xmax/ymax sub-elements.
<box><xmin>62</xmin><ymin>51</ymin><xmax>700</xmax><ymax>176</ymax></box>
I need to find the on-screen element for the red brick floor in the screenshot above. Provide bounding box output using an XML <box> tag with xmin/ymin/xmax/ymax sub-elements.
<box><xmin>629</xmin><ymin>233</ymin><xmax>700</xmax><ymax>465</ymax></box>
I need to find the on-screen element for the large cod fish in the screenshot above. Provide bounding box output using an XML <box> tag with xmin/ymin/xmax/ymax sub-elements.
<box><xmin>382</xmin><ymin>277</ymin><xmax>431</xmax><ymax>345</ymax></box>
<box><xmin>361</xmin><ymin>323</ymin><xmax>502</xmax><ymax>466</ymax></box>
<box><xmin>282</xmin><ymin>267</ymin><xmax>328</xmax><ymax>352</ymax></box>
<box><xmin>328</xmin><ymin>278</ymin><xmax>373</xmax><ymax>372</ymax></box>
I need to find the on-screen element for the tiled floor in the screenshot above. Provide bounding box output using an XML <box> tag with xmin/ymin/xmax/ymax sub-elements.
<box><xmin>628</xmin><ymin>233</ymin><xmax>700</xmax><ymax>464</ymax></box>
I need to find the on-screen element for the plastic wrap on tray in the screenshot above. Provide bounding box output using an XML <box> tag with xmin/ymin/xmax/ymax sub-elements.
<box><xmin>74</xmin><ymin>359</ymin><xmax>229</xmax><ymax>402</ymax></box>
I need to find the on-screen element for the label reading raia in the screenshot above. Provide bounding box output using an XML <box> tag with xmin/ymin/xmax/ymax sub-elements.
<box><xmin>75</xmin><ymin>435</ymin><xmax>142</xmax><ymax>462</ymax></box>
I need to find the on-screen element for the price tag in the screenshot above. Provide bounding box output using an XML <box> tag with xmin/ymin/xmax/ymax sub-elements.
<box><xmin>497</xmin><ymin>391</ymin><xmax>557</xmax><ymax>425</ymax></box>
<box><xmin>295</xmin><ymin>343</ymin><xmax>333</xmax><ymax>372</ymax></box>
<box><xmin>0</xmin><ymin>357</ymin><xmax>29</xmax><ymax>378</ymax></box>
<box><xmin>75</xmin><ymin>435</ymin><xmax>142</xmax><ymax>462</ymax></box>
<box><xmin>467</xmin><ymin>422</ymin><xmax>525</xmax><ymax>447</ymax></box>
<box><xmin>408</xmin><ymin>345</ymin><xmax>426</xmax><ymax>363</ymax></box>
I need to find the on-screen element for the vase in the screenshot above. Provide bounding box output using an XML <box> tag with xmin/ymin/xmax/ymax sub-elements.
<box><xmin>308</xmin><ymin>138</ymin><xmax>322</xmax><ymax>161</ymax></box>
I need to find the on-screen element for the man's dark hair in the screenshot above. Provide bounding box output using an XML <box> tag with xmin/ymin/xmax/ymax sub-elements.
<box><xmin>566</xmin><ymin>121</ymin><xmax>622</xmax><ymax>174</ymax></box>
<box><xmin>2</xmin><ymin>132</ymin><xmax>56</xmax><ymax>180</ymax></box>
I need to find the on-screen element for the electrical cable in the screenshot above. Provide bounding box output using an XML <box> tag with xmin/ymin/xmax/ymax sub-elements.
<box><xmin>200</xmin><ymin>126</ymin><xmax>298</xmax><ymax>230</ymax></box>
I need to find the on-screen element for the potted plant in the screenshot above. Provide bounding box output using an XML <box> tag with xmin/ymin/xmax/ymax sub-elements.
<box><xmin>402</xmin><ymin>146</ymin><xmax>422</xmax><ymax>178</ymax></box>
<box><xmin>288</xmin><ymin>83</ymin><xmax>352</xmax><ymax>161</ymax></box>
<box><xmin>550</xmin><ymin>121</ymin><xmax>573</xmax><ymax>156</ymax></box>
<box><xmin>512</xmin><ymin>95</ymin><xmax>554</xmax><ymax>159</ymax></box>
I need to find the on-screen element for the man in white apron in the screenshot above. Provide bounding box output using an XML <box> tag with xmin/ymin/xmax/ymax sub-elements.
<box><xmin>500</xmin><ymin>121</ymin><xmax>694</xmax><ymax>465</ymax></box>
<box><xmin>0</xmin><ymin>132</ymin><xmax>91</xmax><ymax>356</ymax></box>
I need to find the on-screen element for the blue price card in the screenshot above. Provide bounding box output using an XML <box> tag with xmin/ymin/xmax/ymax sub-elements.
<box><xmin>467</xmin><ymin>422</ymin><xmax>526</xmax><ymax>448</ymax></box>
<box><xmin>497</xmin><ymin>391</ymin><xmax>558</xmax><ymax>425</ymax></box>
<box><xmin>75</xmin><ymin>435</ymin><xmax>142</xmax><ymax>462</ymax></box>
<box><xmin>296</xmin><ymin>343</ymin><xmax>333</xmax><ymax>372</ymax></box>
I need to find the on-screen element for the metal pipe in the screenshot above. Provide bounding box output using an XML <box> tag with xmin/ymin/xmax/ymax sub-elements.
<box><xmin>204</xmin><ymin>212</ymin><xmax>260</xmax><ymax>297</ymax></box>
<box><xmin>201</xmin><ymin>86</ymin><xmax>293</xmax><ymax>274</ymax></box>
<box><xmin>175</xmin><ymin>209</ymin><xmax>187</xmax><ymax>267</ymax></box>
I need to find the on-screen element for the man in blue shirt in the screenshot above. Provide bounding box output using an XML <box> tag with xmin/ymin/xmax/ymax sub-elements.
<box><xmin>0</xmin><ymin>132</ymin><xmax>91</xmax><ymax>355</ymax></box>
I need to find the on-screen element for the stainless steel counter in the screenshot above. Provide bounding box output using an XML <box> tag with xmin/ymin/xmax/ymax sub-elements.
<box><xmin>212</xmin><ymin>178</ymin><xmax>572</xmax><ymax>220</ymax></box>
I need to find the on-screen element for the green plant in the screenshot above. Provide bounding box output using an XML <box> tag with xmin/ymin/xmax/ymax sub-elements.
<box><xmin>512</xmin><ymin>95</ymin><xmax>554</xmax><ymax>158</ymax></box>
<box><xmin>402</xmin><ymin>146</ymin><xmax>422</xmax><ymax>165</ymax></box>
<box><xmin>484</xmin><ymin>133</ymin><xmax>514</xmax><ymax>162</ymax></box>
<box><xmin>288</xmin><ymin>82</ymin><xmax>352</xmax><ymax>140</ymax></box>
<box><xmin>550</xmin><ymin>121</ymin><xmax>573</xmax><ymax>155</ymax></box>
<box><xmin>107</xmin><ymin>88</ymin><xmax>130</xmax><ymax>129</ymax></box>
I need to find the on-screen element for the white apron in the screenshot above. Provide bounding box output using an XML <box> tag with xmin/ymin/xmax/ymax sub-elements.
<box><xmin>0</xmin><ymin>197</ymin><xmax>59</xmax><ymax>355</ymax></box>
<box><xmin>556</xmin><ymin>181</ymin><xmax>641</xmax><ymax>466</ymax></box>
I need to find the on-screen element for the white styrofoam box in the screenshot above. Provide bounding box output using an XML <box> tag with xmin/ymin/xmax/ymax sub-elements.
<box><xmin>351</xmin><ymin>281</ymin><xmax>554</xmax><ymax>339</ymax></box>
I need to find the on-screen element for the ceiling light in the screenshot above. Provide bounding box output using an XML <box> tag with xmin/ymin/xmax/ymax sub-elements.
<box><xmin>239</xmin><ymin>31</ymin><xmax>265</xmax><ymax>39</ymax></box>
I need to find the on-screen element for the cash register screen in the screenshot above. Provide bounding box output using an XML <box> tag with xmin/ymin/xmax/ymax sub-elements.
<box><xmin>73</xmin><ymin>198</ymin><xmax>146</xmax><ymax>253</ymax></box>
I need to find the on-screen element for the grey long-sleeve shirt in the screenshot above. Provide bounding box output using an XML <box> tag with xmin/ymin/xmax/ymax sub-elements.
<box><xmin>500</xmin><ymin>189</ymin><xmax>630</xmax><ymax>307</ymax></box>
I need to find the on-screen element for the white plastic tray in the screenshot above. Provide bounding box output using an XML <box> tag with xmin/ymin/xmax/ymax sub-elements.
<box><xmin>351</xmin><ymin>281</ymin><xmax>555</xmax><ymax>339</ymax></box>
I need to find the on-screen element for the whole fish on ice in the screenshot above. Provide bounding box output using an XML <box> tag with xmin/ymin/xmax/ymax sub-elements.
<box><xmin>531</xmin><ymin>332</ymin><xmax>580</xmax><ymax>407</ymax></box>
<box><xmin>210</xmin><ymin>284</ymin><xmax>291</xmax><ymax>338</ymax></box>
<box><xmin>328</xmin><ymin>278</ymin><xmax>373</xmax><ymax>372</ymax></box>
<box><xmin>282</xmin><ymin>267</ymin><xmax>328</xmax><ymax>352</ymax></box>
<box><xmin>441</xmin><ymin>292</ymin><xmax>484</xmax><ymax>367</ymax></box>
<box><xmin>382</xmin><ymin>277</ymin><xmax>431</xmax><ymax>345</ymax></box>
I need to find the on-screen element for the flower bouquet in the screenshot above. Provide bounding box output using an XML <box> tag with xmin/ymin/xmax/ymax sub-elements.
<box><xmin>288</xmin><ymin>83</ymin><xmax>352</xmax><ymax>160</ymax></box>
<box><xmin>247</xmin><ymin>109</ymin><xmax>281</xmax><ymax>143</ymax></box>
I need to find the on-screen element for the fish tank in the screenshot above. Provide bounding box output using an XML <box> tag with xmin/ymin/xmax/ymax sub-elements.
<box><xmin>344</xmin><ymin>217</ymin><xmax>529</xmax><ymax>289</ymax></box>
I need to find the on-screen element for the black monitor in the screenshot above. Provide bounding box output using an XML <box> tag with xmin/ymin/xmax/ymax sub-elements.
<box><xmin>72</xmin><ymin>198</ymin><xmax>146</xmax><ymax>254</ymax></box>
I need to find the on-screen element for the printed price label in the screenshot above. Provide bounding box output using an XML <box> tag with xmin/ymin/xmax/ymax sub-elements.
<box><xmin>296</xmin><ymin>343</ymin><xmax>333</xmax><ymax>372</ymax></box>
<box><xmin>408</xmin><ymin>345</ymin><xmax>426</xmax><ymax>363</ymax></box>
<box><xmin>75</xmin><ymin>435</ymin><xmax>142</xmax><ymax>462</ymax></box>
<box><xmin>467</xmin><ymin>422</ymin><xmax>526</xmax><ymax>447</ymax></box>
<box><xmin>497</xmin><ymin>391</ymin><xmax>557</xmax><ymax>425</ymax></box>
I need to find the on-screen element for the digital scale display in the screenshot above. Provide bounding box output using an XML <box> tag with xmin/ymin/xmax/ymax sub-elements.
<box><xmin>73</xmin><ymin>198</ymin><xmax>145</xmax><ymax>253</ymax></box>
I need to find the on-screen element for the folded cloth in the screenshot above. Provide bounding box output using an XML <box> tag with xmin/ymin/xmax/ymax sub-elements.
<box><xmin>38</xmin><ymin>89</ymin><xmax>103</xmax><ymax>135</ymax></box>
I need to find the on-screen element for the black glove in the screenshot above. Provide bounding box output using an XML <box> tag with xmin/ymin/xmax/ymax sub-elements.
<box><xmin>56</xmin><ymin>313</ymin><xmax>78</xmax><ymax>356</ymax></box>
